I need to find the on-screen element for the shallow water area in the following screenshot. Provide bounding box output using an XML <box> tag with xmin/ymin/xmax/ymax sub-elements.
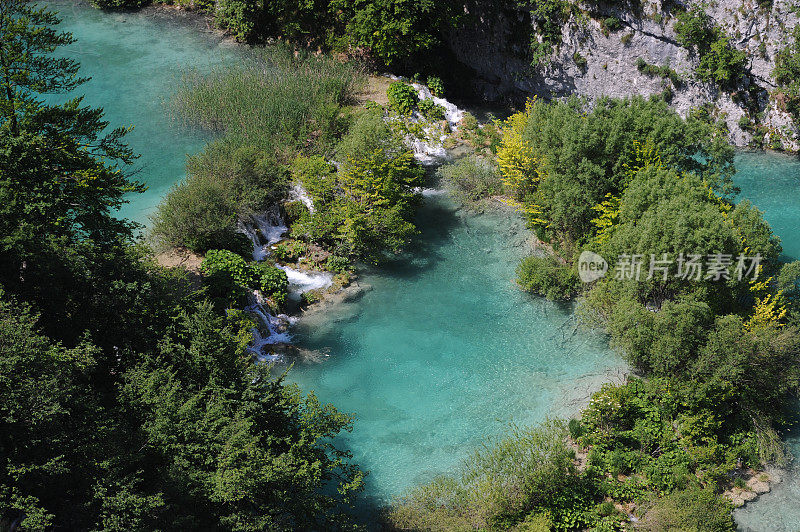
<box><xmin>46</xmin><ymin>0</ymin><xmax>239</xmax><ymax>225</ymax></box>
<box><xmin>734</xmin><ymin>152</ymin><xmax>800</xmax><ymax>530</ymax></box>
<box><xmin>284</xmin><ymin>195</ymin><xmax>626</xmax><ymax>501</ymax></box>
<box><xmin>38</xmin><ymin>3</ymin><xmax>800</xmax><ymax>521</ymax></box>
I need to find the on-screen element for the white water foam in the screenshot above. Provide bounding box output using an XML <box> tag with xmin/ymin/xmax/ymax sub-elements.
<box><xmin>237</xmin><ymin>206</ymin><xmax>287</xmax><ymax>261</ymax></box>
<box><xmin>289</xmin><ymin>183</ymin><xmax>315</xmax><ymax>214</ymax></box>
<box><xmin>386</xmin><ymin>74</ymin><xmax>466</xmax><ymax>165</ymax></box>
<box><xmin>410</xmin><ymin>82</ymin><xmax>464</xmax><ymax>130</ymax></box>
<box><xmin>244</xmin><ymin>295</ymin><xmax>297</xmax><ymax>361</ymax></box>
<box><xmin>416</xmin><ymin>187</ymin><xmax>448</xmax><ymax>196</ymax></box>
<box><xmin>279</xmin><ymin>265</ymin><xmax>334</xmax><ymax>294</ymax></box>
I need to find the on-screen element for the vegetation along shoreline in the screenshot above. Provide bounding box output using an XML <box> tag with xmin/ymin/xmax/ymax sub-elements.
<box><xmin>2</xmin><ymin>0</ymin><xmax>800</xmax><ymax>530</ymax></box>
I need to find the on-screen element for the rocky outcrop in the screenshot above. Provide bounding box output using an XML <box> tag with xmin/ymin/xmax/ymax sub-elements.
<box><xmin>447</xmin><ymin>0</ymin><xmax>799</xmax><ymax>150</ymax></box>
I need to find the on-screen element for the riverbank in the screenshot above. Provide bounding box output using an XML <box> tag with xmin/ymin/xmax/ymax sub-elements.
<box><xmin>50</xmin><ymin>2</ymin><xmax>800</xmax><ymax>529</ymax></box>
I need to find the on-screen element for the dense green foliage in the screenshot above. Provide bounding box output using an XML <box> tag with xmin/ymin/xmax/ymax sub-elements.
<box><xmin>0</xmin><ymin>5</ymin><xmax>364</xmax><ymax>529</ymax></box>
<box><xmin>290</xmin><ymin>129</ymin><xmax>424</xmax><ymax>262</ymax></box>
<box><xmin>200</xmin><ymin>249</ymin><xmax>288</xmax><ymax>307</ymax></box>
<box><xmin>387</xmin><ymin>81</ymin><xmax>419</xmax><ymax>115</ymax></box>
<box><xmin>426</xmin><ymin>75</ymin><xmax>445</xmax><ymax>97</ymax></box>
<box><xmin>517</xmin><ymin>255</ymin><xmax>581</xmax><ymax>300</ymax></box>
<box><xmin>437</xmin><ymin>155</ymin><xmax>504</xmax><ymax>206</ymax></box>
<box><xmin>674</xmin><ymin>6</ymin><xmax>747</xmax><ymax>88</ymax></box>
<box><xmin>519</xmin><ymin>0</ymin><xmax>571</xmax><ymax>64</ymax></box>
<box><xmin>635</xmin><ymin>57</ymin><xmax>683</xmax><ymax>86</ymax></box>
<box><xmin>394</xmin><ymin>94</ymin><xmax>799</xmax><ymax>528</ymax></box>
<box><xmin>505</xmin><ymin>97</ymin><xmax>734</xmax><ymax>252</ymax></box>
<box><xmin>774</xmin><ymin>24</ymin><xmax>800</xmax><ymax>122</ymax></box>
<box><xmin>151</xmin><ymin>48</ymin><xmax>362</xmax><ymax>254</ymax></box>
<box><xmin>418</xmin><ymin>98</ymin><xmax>446</xmax><ymax>120</ymax></box>
<box><xmin>100</xmin><ymin>0</ymin><xmax>460</xmax><ymax>67</ymax></box>
<box><xmin>150</xmin><ymin>141</ymin><xmax>287</xmax><ymax>254</ymax></box>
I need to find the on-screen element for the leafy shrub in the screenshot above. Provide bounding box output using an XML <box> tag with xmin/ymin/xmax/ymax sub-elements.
<box><xmin>150</xmin><ymin>142</ymin><xmax>287</xmax><ymax>254</ymax></box>
<box><xmin>200</xmin><ymin>249</ymin><xmax>287</xmax><ymax>307</ymax></box>
<box><xmin>517</xmin><ymin>255</ymin><xmax>582</xmax><ymax>300</ymax></box>
<box><xmin>674</xmin><ymin>6</ymin><xmax>745</xmax><ymax>88</ymax></box>
<box><xmin>149</xmin><ymin>176</ymin><xmax>248</xmax><ymax>256</ymax></box>
<box><xmin>426</xmin><ymin>75</ymin><xmax>445</xmax><ymax>97</ymax></box>
<box><xmin>272</xmin><ymin>240</ymin><xmax>306</xmax><ymax>262</ymax></box>
<box><xmin>461</xmin><ymin>111</ymin><xmax>479</xmax><ymax>130</ymax></box>
<box><xmin>774</xmin><ymin>25</ymin><xmax>800</xmax><ymax>121</ymax></box>
<box><xmin>328</xmin><ymin>0</ymin><xmax>460</xmax><ymax>65</ymax></box>
<box><xmin>290</xmin><ymin>156</ymin><xmax>337</xmax><ymax>206</ymax></box>
<box><xmin>639</xmin><ymin>486</ymin><xmax>735</xmax><ymax>531</ymax></box>
<box><xmin>386</xmin><ymin>81</ymin><xmax>419</xmax><ymax>115</ymax></box>
<box><xmin>573</xmin><ymin>51</ymin><xmax>588</xmax><ymax>70</ymax></box>
<box><xmin>282</xmin><ymin>200</ymin><xmax>309</xmax><ymax>224</ymax></box>
<box><xmin>621</xmin><ymin>31</ymin><xmax>634</xmax><ymax>45</ymax></box>
<box><xmin>643</xmin><ymin>449</ymin><xmax>692</xmax><ymax>492</ymax></box>
<box><xmin>596</xmin><ymin>501</ymin><xmax>616</xmax><ymax>517</ymax></box>
<box><xmin>325</xmin><ymin>255</ymin><xmax>351</xmax><ymax>273</ymax></box>
<box><xmin>437</xmin><ymin>155</ymin><xmax>503</xmax><ymax>206</ymax></box>
<box><xmin>522</xmin><ymin>0</ymin><xmax>571</xmax><ymax>64</ymax></box>
<box><xmin>255</xmin><ymin>262</ymin><xmax>288</xmax><ymax>306</ymax></box>
<box><xmin>336</xmin><ymin>107</ymin><xmax>402</xmax><ymax>166</ymax></box>
<box><xmin>568</xmin><ymin>418</ymin><xmax>585</xmax><ymax>440</ymax></box>
<box><xmin>602</xmin><ymin>17</ymin><xmax>622</xmax><ymax>35</ymax></box>
<box><xmin>200</xmin><ymin>249</ymin><xmax>258</xmax><ymax>306</ymax></box>
<box><xmin>418</xmin><ymin>98</ymin><xmax>445</xmax><ymax>120</ymax></box>
<box><xmin>300</xmin><ymin>289</ymin><xmax>321</xmax><ymax>306</ymax></box>
<box><xmin>697</xmin><ymin>36</ymin><xmax>747</xmax><ymax>87</ymax></box>
<box><xmin>291</xmin><ymin>148</ymin><xmax>424</xmax><ymax>263</ymax></box>
<box><xmin>636</xmin><ymin>58</ymin><xmax>683</xmax><ymax>85</ymax></box>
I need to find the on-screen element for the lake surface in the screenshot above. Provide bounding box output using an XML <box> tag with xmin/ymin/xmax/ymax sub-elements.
<box><xmin>287</xmin><ymin>196</ymin><xmax>623</xmax><ymax>501</ymax></box>
<box><xmin>733</xmin><ymin>152</ymin><xmax>800</xmax><ymax>532</ymax></box>
<box><xmin>49</xmin><ymin>2</ymin><xmax>800</xmax><ymax>525</ymax></box>
<box><xmin>48</xmin><ymin>0</ymin><xmax>238</xmax><ymax>225</ymax></box>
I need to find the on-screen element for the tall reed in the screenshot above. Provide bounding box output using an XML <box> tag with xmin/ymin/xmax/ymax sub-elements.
<box><xmin>172</xmin><ymin>45</ymin><xmax>365</xmax><ymax>155</ymax></box>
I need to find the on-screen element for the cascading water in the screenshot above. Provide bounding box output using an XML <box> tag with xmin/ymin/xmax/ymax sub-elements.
<box><xmin>237</xmin><ymin>206</ymin><xmax>288</xmax><ymax>261</ymax></box>
<box><xmin>278</xmin><ymin>265</ymin><xmax>334</xmax><ymax>300</ymax></box>
<box><xmin>411</xmin><ymin>82</ymin><xmax>464</xmax><ymax>128</ymax></box>
<box><xmin>387</xmin><ymin>75</ymin><xmax>466</xmax><ymax>165</ymax></box>
<box><xmin>244</xmin><ymin>293</ymin><xmax>296</xmax><ymax>361</ymax></box>
<box><xmin>289</xmin><ymin>183</ymin><xmax>315</xmax><ymax>213</ymax></box>
<box><xmin>235</xmin><ymin>205</ymin><xmax>334</xmax><ymax>359</ymax></box>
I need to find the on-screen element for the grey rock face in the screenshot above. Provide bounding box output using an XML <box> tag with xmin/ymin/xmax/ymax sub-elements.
<box><xmin>447</xmin><ymin>0</ymin><xmax>799</xmax><ymax>150</ymax></box>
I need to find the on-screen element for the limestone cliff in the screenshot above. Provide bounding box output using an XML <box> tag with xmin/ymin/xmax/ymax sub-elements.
<box><xmin>446</xmin><ymin>0</ymin><xmax>800</xmax><ymax>151</ymax></box>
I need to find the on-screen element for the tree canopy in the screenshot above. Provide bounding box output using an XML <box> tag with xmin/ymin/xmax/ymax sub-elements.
<box><xmin>0</xmin><ymin>4</ymin><xmax>365</xmax><ymax>529</ymax></box>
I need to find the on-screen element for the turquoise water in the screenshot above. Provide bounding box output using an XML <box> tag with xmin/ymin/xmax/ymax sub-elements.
<box><xmin>43</xmin><ymin>2</ymin><xmax>800</xmax><ymax>523</ymax></box>
<box><xmin>45</xmin><ymin>0</ymin><xmax>626</xmax><ymax>507</ymax></box>
<box><xmin>735</xmin><ymin>152</ymin><xmax>800</xmax><ymax>261</ymax></box>
<box><xmin>734</xmin><ymin>152</ymin><xmax>800</xmax><ymax>531</ymax></box>
<box><xmin>47</xmin><ymin>0</ymin><xmax>237</xmax><ymax>225</ymax></box>
<box><xmin>286</xmin><ymin>197</ymin><xmax>623</xmax><ymax>501</ymax></box>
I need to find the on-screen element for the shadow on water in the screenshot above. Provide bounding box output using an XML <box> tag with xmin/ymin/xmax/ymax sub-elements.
<box><xmin>360</xmin><ymin>194</ymin><xmax>466</xmax><ymax>281</ymax></box>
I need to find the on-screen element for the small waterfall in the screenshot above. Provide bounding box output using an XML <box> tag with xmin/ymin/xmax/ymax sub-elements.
<box><xmin>244</xmin><ymin>293</ymin><xmax>296</xmax><ymax>361</ymax></box>
<box><xmin>289</xmin><ymin>184</ymin><xmax>315</xmax><ymax>214</ymax></box>
<box><xmin>278</xmin><ymin>265</ymin><xmax>334</xmax><ymax>295</ymax></box>
<box><xmin>410</xmin><ymin>82</ymin><xmax>464</xmax><ymax>129</ymax></box>
<box><xmin>386</xmin><ymin>75</ymin><xmax>466</xmax><ymax>165</ymax></box>
<box><xmin>237</xmin><ymin>205</ymin><xmax>287</xmax><ymax>261</ymax></box>
<box><xmin>241</xmin><ymin>76</ymin><xmax>466</xmax><ymax>357</ymax></box>
<box><xmin>244</xmin><ymin>267</ymin><xmax>333</xmax><ymax>359</ymax></box>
